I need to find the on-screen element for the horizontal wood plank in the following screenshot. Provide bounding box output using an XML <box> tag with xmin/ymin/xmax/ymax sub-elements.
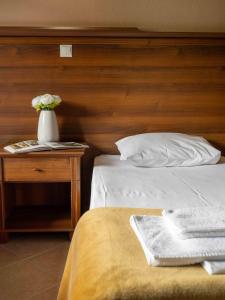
<box><xmin>1</xmin><ymin>27</ymin><xmax>225</xmax><ymax>38</ymax></box>
<box><xmin>0</xmin><ymin>45</ymin><xmax>224</xmax><ymax>67</ymax></box>
<box><xmin>0</xmin><ymin>67</ymin><xmax>224</xmax><ymax>85</ymax></box>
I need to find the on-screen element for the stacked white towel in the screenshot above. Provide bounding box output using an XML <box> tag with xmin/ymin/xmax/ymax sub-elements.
<box><xmin>202</xmin><ymin>260</ymin><xmax>225</xmax><ymax>275</ymax></box>
<box><xmin>130</xmin><ymin>209</ymin><xmax>225</xmax><ymax>274</ymax></box>
<box><xmin>162</xmin><ymin>207</ymin><xmax>225</xmax><ymax>239</ymax></box>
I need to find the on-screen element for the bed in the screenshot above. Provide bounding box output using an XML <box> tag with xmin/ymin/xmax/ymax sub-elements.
<box><xmin>58</xmin><ymin>155</ymin><xmax>225</xmax><ymax>300</ymax></box>
<box><xmin>58</xmin><ymin>207</ymin><xmax>225</xmax><ymax>300</ymax></box>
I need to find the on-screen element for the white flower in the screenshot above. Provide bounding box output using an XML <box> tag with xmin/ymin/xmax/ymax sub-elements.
<box><xmin>40</xmin><ymin>94</ymin><xmax>54</xmax><ymax>105</ymax></box>
<box><xmin>32</xmin><ymin>96</ymin><xmax>41</xmax><ymax>107</ymax></box>
<box><xmin>53</xmin><ymin>95</ymin><xmax>62</xmax><ymax>105</ymax></box>
<box><xmin>31</xmin><ymin>93</ymin><xmax>62</xmax><ymax>111</ymax></box>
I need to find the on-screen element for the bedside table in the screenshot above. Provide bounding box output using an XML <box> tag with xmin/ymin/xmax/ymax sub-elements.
<box><xmin>0</xmin><ymin>148</ymin><xmax>85</xmax><ymax>243</ymax></box>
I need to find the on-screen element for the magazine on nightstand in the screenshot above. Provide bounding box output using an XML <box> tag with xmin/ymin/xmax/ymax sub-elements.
<box><xmin>4</xmin><ymin>140</ymin><xmax>89</xmax><ymax>154</ymax></box>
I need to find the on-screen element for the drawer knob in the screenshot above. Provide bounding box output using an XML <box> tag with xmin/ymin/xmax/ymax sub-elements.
<box><xmin>32</xmin><ymin>168</ymin><xmax>43</xmax><ymax>172</ymax></box>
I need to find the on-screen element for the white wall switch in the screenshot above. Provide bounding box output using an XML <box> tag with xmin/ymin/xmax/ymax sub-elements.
<box><xmin>60</xmin><ymin>45</ymin><xmax>72</xmax><ymax>57</ymax></box>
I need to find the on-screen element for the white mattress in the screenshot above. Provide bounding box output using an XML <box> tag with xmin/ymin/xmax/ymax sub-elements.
<box><xmin>90</xmin><ymin>155</ymin><xmax>225</xmax><ymax>209</ymax></box>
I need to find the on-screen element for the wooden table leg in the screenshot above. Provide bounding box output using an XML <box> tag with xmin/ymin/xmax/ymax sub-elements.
<box><xmin>0</xmin><ymin>232</ymin><xmax>9</xmax><ymax>243</ymax></box>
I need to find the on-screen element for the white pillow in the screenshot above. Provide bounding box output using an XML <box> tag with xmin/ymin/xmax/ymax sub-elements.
<box><xmin>115</xmin><ymin>133</ymin><xmax>221</xmax><ymax>167</ymax></box>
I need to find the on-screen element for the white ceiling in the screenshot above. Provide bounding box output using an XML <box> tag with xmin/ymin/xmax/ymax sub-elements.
<box><xmin>1</xmin><ymin>0</ymin><xmax>225</xmax><ymax>32</ymax></box>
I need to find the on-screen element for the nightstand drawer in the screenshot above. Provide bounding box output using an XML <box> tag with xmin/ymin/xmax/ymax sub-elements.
<box><xmin>3</xmin><ymin>158</ymin><xmax>71</xmax><ymax>182</ymax></box>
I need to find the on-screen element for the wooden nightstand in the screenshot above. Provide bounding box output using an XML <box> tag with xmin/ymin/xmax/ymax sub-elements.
<box><xmin>0</xmin><ymin>148</ymin><xmax>85</xmax><ymax>243</ymax></box>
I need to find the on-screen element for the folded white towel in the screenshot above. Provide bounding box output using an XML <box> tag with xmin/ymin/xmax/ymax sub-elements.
<box><xmin>162</xmin><ymin>207</ymin><xmax>225</xmax><ymax>239</ymax></box>
<box><xmin>202</xmin><ymin>260</ymin><xmax>225</xmax><ymax>275</ymax></box>
<box><xmin>130</xmin><ymin>215</ymin><xmax>225</xmax><ymax>267</ymax></box>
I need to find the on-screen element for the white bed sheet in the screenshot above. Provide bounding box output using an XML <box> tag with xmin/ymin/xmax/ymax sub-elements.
<box><xmin>90</xmin><ymin>155</ymin><xmax>225</xmax><ymax>209</ymax></box>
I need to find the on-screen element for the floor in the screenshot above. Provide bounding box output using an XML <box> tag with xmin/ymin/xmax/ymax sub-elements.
<box><xmin>0</xmin><ymin>232</ymin><xmax>70</xmax><ymax>300</ymax></box>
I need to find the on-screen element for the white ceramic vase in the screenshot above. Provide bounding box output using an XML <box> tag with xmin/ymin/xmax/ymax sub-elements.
<box><xmin>37</xmin><ymin>110</ymin><xmax>59</xmax><ymax>143</ymax></box>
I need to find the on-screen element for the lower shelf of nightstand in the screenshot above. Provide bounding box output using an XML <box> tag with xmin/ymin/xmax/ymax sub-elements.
<box><xmin>5</xmin><ymin>205</ymin><xmax>73</xmax><ymax>232</ymax></box>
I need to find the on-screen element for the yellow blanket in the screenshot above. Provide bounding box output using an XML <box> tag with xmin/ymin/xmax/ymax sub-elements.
<box><xmin>58</xmin><ymin>208</ymin><xmax>225</xmax><ymax>300</ymax></box>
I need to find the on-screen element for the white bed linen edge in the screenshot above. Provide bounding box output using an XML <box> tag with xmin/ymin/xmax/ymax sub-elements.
<box><xmin>90</xmin><ymin>155</ymin><xmax>225</xmax><ymax>210</ymax></box>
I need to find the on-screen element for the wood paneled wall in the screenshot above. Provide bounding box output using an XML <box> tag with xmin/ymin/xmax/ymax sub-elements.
<box><xmin>0</xmin><ymin>27</ymin><xmax>225</xmax><ymax>209</ymax></box>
